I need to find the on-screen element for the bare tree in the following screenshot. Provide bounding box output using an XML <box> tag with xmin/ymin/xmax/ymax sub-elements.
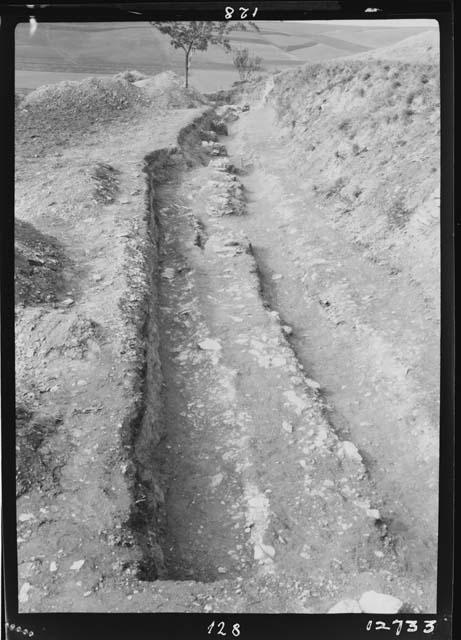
<box><xmin>150</xmin><ymin>21</ymin><xmax>259</xmax><ymax>89</ymax></box>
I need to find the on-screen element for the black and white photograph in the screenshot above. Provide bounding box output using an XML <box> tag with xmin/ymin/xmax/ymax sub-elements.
<box><xmin>9</xmin><ymin>10</ymin><xmax>445</xmax><ymax>617</ymax></box>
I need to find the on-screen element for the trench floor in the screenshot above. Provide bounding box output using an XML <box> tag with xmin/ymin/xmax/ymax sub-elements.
<box><xmin>152</xmin><ymin>143</ymin><xmax>432</xmax><ymax>611</ymax></box>
<box><xmin>222</xmin><ymin>103</ymin><xmax>439</xmax><ymax>606</ymax></box>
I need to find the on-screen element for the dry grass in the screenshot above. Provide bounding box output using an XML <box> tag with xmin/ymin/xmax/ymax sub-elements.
<box><xmin>266</xmin><ymin>44</ymin><xmax>439</xmax><ymax>303</ymax></box>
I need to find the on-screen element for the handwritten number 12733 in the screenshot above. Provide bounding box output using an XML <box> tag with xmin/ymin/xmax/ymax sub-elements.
<box><xmin>366</xmin><ymin>620</ymin><xmax>437</xmax><ymax>634</ymax></box>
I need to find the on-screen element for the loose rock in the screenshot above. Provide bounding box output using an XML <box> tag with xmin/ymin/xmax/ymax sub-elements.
<box><xmin>328</xmin><ymin>598</ymin><xmax>362</xmax><ymax>613</ymax></box>
<box><xmin>337</xmin><ymin>440</ymin><xmax>362</xmax><ymax>463</ymax></box>
<box><xmin>359</xmin><ymin>591</ymin><xmax>403</xmax><ymax>613</ymax></box>
<box><xmin>198</xmin><ymin>338</ymin><xmax>222</xmax><ymax>351</ymax></box>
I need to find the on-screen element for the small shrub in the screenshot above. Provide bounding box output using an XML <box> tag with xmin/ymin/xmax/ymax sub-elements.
<box><xmin>325</xmin><ymin>177</ymin><xmax>345</xmax><ymax>198</ymax></box>
<box><xmin>338</xmin><ymin>119</ymin><xmax>351</xmax><ymax>132</ymax></box>
<box><xmin>92</xmin><ymin>162</ymin><xmax>120</xmax><ymax>203</ymax></box>
<box><xmin>387</xmin><ymin>196</ymin><xmax>411</xmax><ymax>229</ymax></box>
<box><xmin>392</xmin><ymin>80</ymin><xmax>401</xmax><ymax>89</ymax></box>
<box><xmin>362</xmin><ymin>72</ymin><xmax>371</xmax><ymax>80</ymax></box>
<box><xmin>232</xmin><ymin>47</ymin><xmax>263</xmax><ymax>82</ymax></box>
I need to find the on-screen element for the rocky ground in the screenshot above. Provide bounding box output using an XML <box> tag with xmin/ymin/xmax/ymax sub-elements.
<box><xmin>14</xmin><ymin>43</ymin><xmax>439</xmax><ymax>614</ymax></box>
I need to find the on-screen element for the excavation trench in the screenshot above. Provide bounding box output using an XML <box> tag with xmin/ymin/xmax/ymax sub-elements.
<box><xmin>132</xmin><ymin>137</ymin><xmax>274</xmax><ymax>583</ymax></box>
<box><xmin>120</xmin><ymin>105</ymin><xmax>435</xmax><ymax>610</ymax></box>
<box><xmin>128</xmin><ymin>114</ymin><xmax>361</xmax><ymax>585</ymax></box>
<box><xmin>124</xmin><ymin>110</ymin><xmax>238</xmax><ymax>582</ymax></box>
<box><xmin>125</xmin><ymin>111</ymin><xmax>273</xmax><ymax>584</ymax></box>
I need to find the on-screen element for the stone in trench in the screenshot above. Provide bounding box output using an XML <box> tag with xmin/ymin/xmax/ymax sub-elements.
<box><xmin>198</xmin><ymin>338</ymin><xmax>222</xmax><ymax>351</ymax></box>
<box><xmin>70</xmin><ymin>559</ymin><xmax>85</xmax><ymax>572</ymax></box>
<box><xmin>328</xmin><ymin>599</ymin><xmax>362</xmax><ymax>613</ymax></box>
<box><xmin>305</xmin><ymin>378</ymin><xmax>321</xmax><ymax>390</ymax></box>
<box><xmin>359</xmin><ymin>591</ymin><xmax>403</xmax><ymax>614</ymax></box>
<box><xmin>211</xmin><ymin>473</ymin><xmax>223</xmax><ymax>488</ymax></box>
<box><xmin>162</xmin><ymin>267</ymin><xmax>175</xmax><ymax>280</ymax></box>
<box><xmin>254</xmin><ymin>543</ymin><xmax>275</xmax><ymax>561</ymax></box>
<box><xmin>366</xmin><ymin>508</ymin><xmax>381</xmax><ymax>520</ymax></box>
<box><xmin>337</xmin><ymin>440</ymin><xmax>362</xmax><ymax>463</ymax></box>
<box><xmin>282</xmin><ymin>421</ymin><xmax>293</xmax><ymax>433</ymax></box>
<box><xmin>211</xmin><ymin>119</ymin><xmax>228</xmax><ymax>135</ymax></box>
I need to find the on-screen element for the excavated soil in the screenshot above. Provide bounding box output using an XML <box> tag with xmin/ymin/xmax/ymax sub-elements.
<box><xmin>14</xmin><ymin>69</ymin><xmax>438</xmax><ymax>614</ymax></box>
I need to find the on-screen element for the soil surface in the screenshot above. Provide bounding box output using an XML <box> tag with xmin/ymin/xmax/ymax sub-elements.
<box><xmin>13</xmin><ymin>67</ymin><xmax>439</xmax><ymax>614</ymax></box>
<box><xmin>223</xmin><ymin>102</ymin><xmax>439</xmax><ymax>598</ymax></box>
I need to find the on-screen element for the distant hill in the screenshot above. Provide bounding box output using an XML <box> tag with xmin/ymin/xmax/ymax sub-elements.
<box><xmin>15</xmin><ymin>21</ymin><xmax>438</xmax><ymax>93</ymax></box>
<box><xmin>348</xmin><ymin>30</ymin><xmax>439</xmax><ymax>63</ymax></box>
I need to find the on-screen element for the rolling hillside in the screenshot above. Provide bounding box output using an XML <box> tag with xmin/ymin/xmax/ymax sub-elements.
<box><xmin>15</xmin><ymin>20</ymin><xmax>438</xmax><ymax>93</ymax></box>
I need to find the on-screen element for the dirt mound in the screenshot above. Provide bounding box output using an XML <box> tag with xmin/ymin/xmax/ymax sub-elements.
<box><xmin>134</xmin><ymin>71</ymin><xmax>207</xmax><ymax>108</ymax></box>
<box><xmin>16</xmin><ymin>76</ymin><xmax>150</xmax><ymax>153</ymax></box>
<box><xmin>21</xmin><ymin>75</ymin><xmax>148</xmax><ymax>115</ymax></box>
<box><xmin>15</xmin><ymin>219</ymin><xmax>70</xmax><ymax>307</ymax></box>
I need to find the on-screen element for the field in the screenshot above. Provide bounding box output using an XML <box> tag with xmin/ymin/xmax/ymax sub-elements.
<box><xmin>15</xmin><ymin>20</ymin><xmax>437</xmax><ymax>92</ymax></box>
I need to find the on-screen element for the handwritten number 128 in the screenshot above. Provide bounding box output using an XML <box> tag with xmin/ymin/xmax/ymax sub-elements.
<box><xmin>208</xmin><ymin>621</ymin><xmax>241</xmax><ymax>636</ymax></box>
<box><xmin>225</xmin><ymin>7</ymin><xmax>258</xmax><ymax>19</ymax></box>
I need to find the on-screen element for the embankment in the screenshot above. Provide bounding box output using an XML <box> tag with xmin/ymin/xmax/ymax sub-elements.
<box><xmin>265</xmin><ymin>52</ymin><xmax>440</xmax><ymax>308</ymax></box>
